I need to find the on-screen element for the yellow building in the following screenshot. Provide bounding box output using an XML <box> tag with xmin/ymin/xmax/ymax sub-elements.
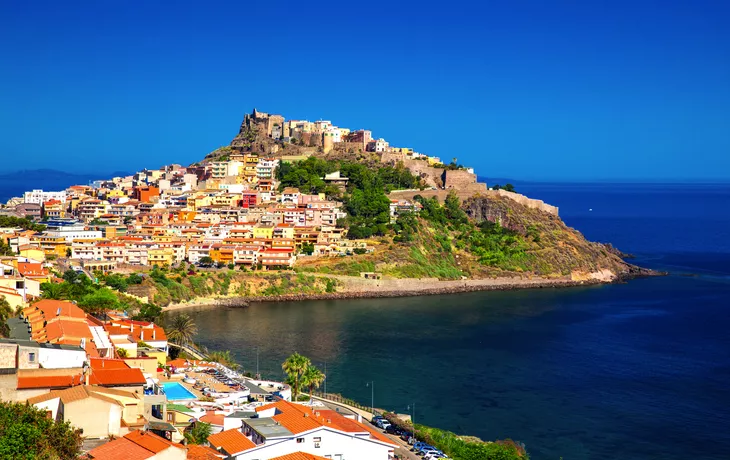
<box><xmin>106</xmin><ymin>189</ymin><xmax>126</xmax><ymax>199</ymax></box>
<box><xmin>209</xmin><ymin>245</ymin><xmax>234</xmax><ymax>265</ymax></box>
<box><xmin>273</xmin><ymin>224</ymin><xmax>295</xmax><ymax>240</ymax></box>
<box><xmin>253</xmin><ymin>224</ymin><xmax>274</xmax><ymax>240</ymax></box>
<box><xmin>18</xmin><ymin>245</ymin><xmax>46</xmax><ymax>262</ymax></box>
<box><xmin>148</xmin><ymin>248</ymin><xmax>174</xmax><ymax>267</ymax></box>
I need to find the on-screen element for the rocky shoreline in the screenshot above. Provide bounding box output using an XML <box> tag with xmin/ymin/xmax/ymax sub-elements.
<box><xmin>165</xmin><ymin>265</ymin><xmax>664</xmax><ymax>311</ymax></box>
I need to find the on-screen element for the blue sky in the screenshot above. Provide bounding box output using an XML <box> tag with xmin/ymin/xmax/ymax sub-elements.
<box><xmin>1</xmin><ymin>1</ymin><xmax>728</xmax><ymax>181</ymax></box>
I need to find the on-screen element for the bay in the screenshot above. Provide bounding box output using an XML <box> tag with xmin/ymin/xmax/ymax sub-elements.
<box><xmin>176</xmin><ymin>183</ymin><xmax>730</xmax><ymax>460</ymax></box>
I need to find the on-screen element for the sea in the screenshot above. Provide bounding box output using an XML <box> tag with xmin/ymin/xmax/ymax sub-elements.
<box><xmin>62</xmin><ymin>181</ymin><xmax>730</xmax><ymax>458</ymax></box>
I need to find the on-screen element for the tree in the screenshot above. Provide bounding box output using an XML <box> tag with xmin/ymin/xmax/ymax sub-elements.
<box><xmin>77</xmin><ymin>288</ymin><xmax>121</xmax><ymax>316</ymax></box>
<box><xmin>0</xmin><ymin>400</ymin><xmax>82</xmax><ymax>459</ymax></box>
<box><xmin>165</xmin><ymin>314</ymin><xmax>197</xmax><ymax>347</ymax></box>
<box><xmin>301</xmin><ymin>365</ymin><xmax>325</xmax><ymax>397</ymax></box>
<box><xmin>116</xmin><ymin>348</ymin><xmax>128</xmax><ymax>358</ymax></box>
<box><xmin>300</xmin><ymin>242</ymin><xmax>314</xmax><ymax>255</ymax></box>
<box><xmin>503</xmin><ymin>183</ymin><xmax>515</xmax><ymax>192</ymax></box>
<box><xmin>133</xmin><ymin>303</ymin><xmax>163</xmax><ymax>322</ymax></box>
<box><xmin>40</xmin><ymin>282</ymin><xmax>66</xmax><ymax>300</ymax></box>
<box><xmin>198</xmin><ymin>256</ymin><xmax>213</xmax><ymax>266</ymax></box>
<box><xmin>282</xmin><ymin>352</ymin><xmax>311</xmax><ymax>401</ymax></box>
<box><xmin>0</xmin><ymin>298</ymin><xmax>14</xmax><ymax>338</ymax></box>
<box><xmin>184</xmin><ymin>421</ymin><xmax>212</xmax><ymax>445</ymax></box>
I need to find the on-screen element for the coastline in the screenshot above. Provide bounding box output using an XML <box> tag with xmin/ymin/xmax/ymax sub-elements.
<box><xmin>162</xmin><ymin>269</ymin><xmax>660</xmax><ymax>312</ymax></box>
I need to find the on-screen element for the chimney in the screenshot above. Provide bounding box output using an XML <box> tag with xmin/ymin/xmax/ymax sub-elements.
<box><xmin>152</xmin><ymin>329</ymin><xmax>156</xmax><ymax>340</ymax></box>
<box><xmin>141</xmin><ymin>330</ymin><xmax>144</xmax><ymax>341</ymax></box>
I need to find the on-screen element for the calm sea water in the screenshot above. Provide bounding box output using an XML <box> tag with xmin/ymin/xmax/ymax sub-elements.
<box><xmin>174</xmin><ymin>183</ymin><xmax>730</xmax><ymax>460</ymax></box>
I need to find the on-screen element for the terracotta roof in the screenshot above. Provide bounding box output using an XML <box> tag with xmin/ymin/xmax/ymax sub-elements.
<box><xmin>200</xmin><ymin>412</ymin><xmax>225</xmax><ymax>426</ymax></box>
<box><xmin>17</xmin><ymin>262</ymin><xmax>49</xmax><ymax>277</ymax></box>
<box><xmin>43</xmin><ymin>319</ymin><xmax>93</xmax><ymax>342</ymax></box>
<box><xmin>27</xmin><ymin>385</ymin><xmax>123</xmax><ymax>406</ymax></box>
<box><xmin>88</xmin><ymin>438</ymin><xmax>153</xmax><ymax>460</ymax></box>
<box><xmin>317</xmin><ymin>410</ymin><xmax>396</xmax><ymax>445</ymax></box>
<box><xmin>125</xmin><ymin>430</ymin><xmax>180</xmax><ymax>453</ymax></box>
<box><xmin>27</xmin><ymin>299</ymin><xmax>86</xmax><ymax>320</ymax></box>
<box><xmin>89</xmin><ymin>430</ymin><xmax>183</xmax><ymax>460</ymax></box>
<box><xmin>186</xmin><ymin>444</ymin><xmax>224</xmax><ymax>460</ymax></box>
<box><xmin>269</xmin><ymin>453</ymin><xmax>330</xmax><ymax>460</ymax></box>
<box><xmin>207</xmin><ymin>429</ymin><xmax>256</xmax><ymax>455</ymax></box>
<box><xmin>89</xmin><ymin>367</ymin><xmax>146</xmax><ymax>386</ymax></box>
<box><xmin>17</xmin><ymin>374</ymin><xmax>83</xmax><ymax>390</ymax></box>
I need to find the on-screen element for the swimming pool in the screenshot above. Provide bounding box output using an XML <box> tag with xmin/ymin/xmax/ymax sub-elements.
<box><xmin>162</xmin><ymin>382</ymin><xmax>197</xmax><ymax>401</ymax></box>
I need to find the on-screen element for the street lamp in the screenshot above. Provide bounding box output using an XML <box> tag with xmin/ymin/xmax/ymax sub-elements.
<box><xmin>366</xmin><ymin>381</ymin><xmax>374</xmax><ymax>414</ymax></box>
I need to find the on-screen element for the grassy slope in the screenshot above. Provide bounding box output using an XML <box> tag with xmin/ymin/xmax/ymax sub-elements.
<box><xmin>297</xmin><ymin>194</ymin><xmax>630</xmax><ymax>280</ymax></box>
<box><xmin>126</xmin><ymin>270</ymin><xmax>338</xmax><ymax>306</ymax></box>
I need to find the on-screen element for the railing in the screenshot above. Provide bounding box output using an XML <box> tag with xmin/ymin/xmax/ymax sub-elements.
<box><xmin>168</xmin><ymin>342</ymin><xmax>208</xmax><ymax>360</ymax></box>
<box><xmin>310</xmin><ymin>391</ymin><xmax>384</xmax><ymax>416</ymax></box>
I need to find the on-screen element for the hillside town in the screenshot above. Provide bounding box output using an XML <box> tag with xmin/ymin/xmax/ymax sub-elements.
<box><xmin>0</xmin><ymin>109</ymin><xmax>499</xmax><ymax>459</ymax></box>
<box><xmin>0</xmin><ymin>109</ymin><xmax>509</xmax><ymax>312</ymax></box>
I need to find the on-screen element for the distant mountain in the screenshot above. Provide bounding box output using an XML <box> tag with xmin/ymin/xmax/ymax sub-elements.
<box><xmin>0</xmin><ymin>169</ymin><xmax>130</xmax><ymax>202</ymax></box>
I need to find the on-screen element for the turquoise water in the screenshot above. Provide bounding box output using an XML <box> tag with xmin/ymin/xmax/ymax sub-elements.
<box><xmin>162</xmin><ymin>382</ymin><xmax>197</xmax><ymax>401</ymax></box>
<box><xmin>177</xmin><ymin>183</ymin><xmax>730</xmax><ymax>459</ymax></box>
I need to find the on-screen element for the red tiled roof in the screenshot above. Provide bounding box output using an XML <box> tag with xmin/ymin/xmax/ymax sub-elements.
<box><xmin>17</xmin><ymin>262</ymin><xmax>49</xmax><ymax>277</ymax></box>
<box><xmin>186</xmin><ymin>444</ymin><xmax>224</xmax><ymax>460</ymax></box>
<box><xmin>269</xmin><ymin>453</ymin><xmax>330</xmax><ymax>460</ymax></box>
<box><xmin>207</xmin><ymin>429</ymin><xmax>256</xmax><ymax>455</ymax></box>
<box><xmin>17</xmin><ymin>374</ymin><xmax>83</xmax><ymax>390</ymax></box>
<box><xmin>88</xmin><ymin>430</ymin><xmax>183</xmax><ymax>460</ymax></box>
<box><xmin>88</xmin><ymin>438</ymin><xmax>152</xmax><ymax>460</ymax></box>
<box><xmin>89</xmin><ymin>368</ymin><xmax>146</xmax><ymax>386</ymax></box>
<box><xmin>200</xmin><ymin>413</ymin><xmax>225</xmax><ymax>426</ymax></box>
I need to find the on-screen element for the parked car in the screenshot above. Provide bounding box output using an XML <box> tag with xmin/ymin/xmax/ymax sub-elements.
<box><xmin>412</xmin><ymin>442</ymin><xmax>432</xmax><ymax>452</ymax></box>
<box><xmin>420</xmin><ymin>448</ymin><xmax>445</xmax><ymax>458</ymax></box>
<box><xmin>379</xmin><ymin>421</ymin><xmax>392</xmax><ymax>430</ymax></box>
<box><xmin>385</xmin><ymin>424</ymin><xmax>401</xmax><ymax>434</ymax></box>
<box><xmin>371</xmin><ymin>415</ymin><xmax>384</xmax><ymax>426</ymax></box>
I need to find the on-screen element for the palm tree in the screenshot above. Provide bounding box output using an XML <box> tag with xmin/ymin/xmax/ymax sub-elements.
<box><xmin>184</xmin><ymin>421</ymin><xmax>212</xmax><ymax>445</ymax></box>
<box><xmin>40</xmin><ymin>282</ymin><xmax>66</xmax><ymax>300</ymax></box>
<box><xmin>302</xmin><ymin>365</ymin><xmax>325</xmax><ymax>398</ymax></box>
<box><xmin>282</xmin><ymin>352</ymin><xmax>311</xmax><ymax>401</ymax></box>
<box><xmin>165</xmin><ymin>314</ymin><xmax>198</xmax><ymax>347</ymax></box>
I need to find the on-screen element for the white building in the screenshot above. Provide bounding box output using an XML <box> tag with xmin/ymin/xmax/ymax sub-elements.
<box><xmin>256</xmin><ymin>158</ymin><xmax>280</xmax><ymax>180</ymax></box>
<box><xmin>207</xmin><ymin>401</ymin><xmax>396</xmax><ymax>460</ymax></box>
<box><xmin>374</xmin><ymin>138</ymin><xmax>389</xmax><ymax>153</ymax></box>
<box><xmin>23</xmin><ymin>190</ymin><xmax>66</xmax><ymax>205</ymax></box>
<box><xmin>43</xmin><ymin>221</ymin><xmax>103</xmax><ymax>243</ymax></box>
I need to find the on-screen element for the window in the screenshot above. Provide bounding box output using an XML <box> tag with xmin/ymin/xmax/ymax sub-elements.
<box><xmin>313</xmin><ymin>437</ymin><xmax>321</xmax><ymax>442</ymax></box>
<box><xmin>296</xmin><ymin>438</ymin><xmax>304</xmax><ymax>443</ymax></box>
<box><xmin>167</xmin><ymin>413</ymin><xmax>172</xmax><ymax>422</ymax></box>
<box><xmin>28</xmin><ymin>352</ymin><xmax>36</xmax><ymax>363</ymax></box>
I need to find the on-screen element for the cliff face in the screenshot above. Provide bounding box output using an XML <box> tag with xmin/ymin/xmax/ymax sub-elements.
<box><xmin>461</xmin><ymin>194</ymin><xmax>638</xmax><ymax>278</ymax></box>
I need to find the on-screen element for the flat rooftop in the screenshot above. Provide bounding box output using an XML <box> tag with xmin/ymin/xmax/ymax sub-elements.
<box><xmin>246</xmin><ymin>417</ymin><xmax>293</xmax><ymax>438</ymax></box>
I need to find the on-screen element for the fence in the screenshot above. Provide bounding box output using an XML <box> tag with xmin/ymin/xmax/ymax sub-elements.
<box><xmin>310</xmin><ymin>391</ymin><xmax>384</xmax><ymax>416</ymax></box>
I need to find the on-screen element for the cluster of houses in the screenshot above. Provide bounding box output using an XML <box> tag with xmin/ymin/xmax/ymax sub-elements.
<box><xmin>0</xmin><ymin>298</ymin><xmax>397</xmax><ymax>459</ymax></box>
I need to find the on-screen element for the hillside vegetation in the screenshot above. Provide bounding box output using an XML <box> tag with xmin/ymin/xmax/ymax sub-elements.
<box><xmin>297</xmin><ymin>191</ymin><xmax>634</xmax><ymax>280</ymax></box>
